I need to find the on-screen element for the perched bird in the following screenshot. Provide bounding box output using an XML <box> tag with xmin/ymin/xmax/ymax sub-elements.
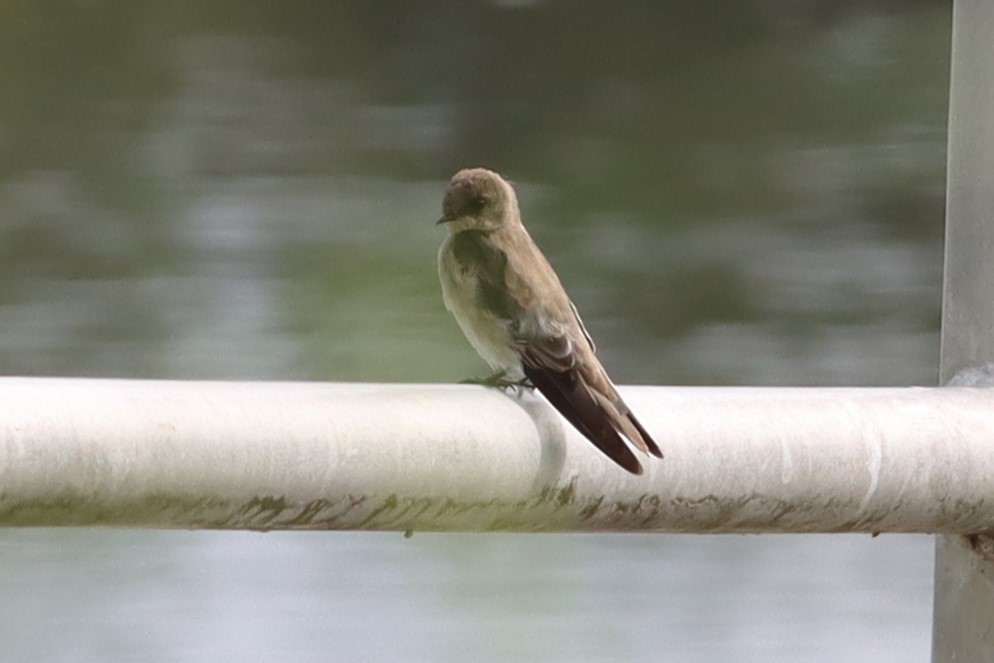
<box><xmin>436</xmin><ymin>167</ymin><xmax>662</xmax><ymax>474</ymax></box>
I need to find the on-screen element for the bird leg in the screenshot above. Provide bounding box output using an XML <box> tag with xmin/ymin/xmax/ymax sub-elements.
<box><xmin>460</xmin><ymin>369</ymin><xmax>535</xmax><ymax>393</ymax></box>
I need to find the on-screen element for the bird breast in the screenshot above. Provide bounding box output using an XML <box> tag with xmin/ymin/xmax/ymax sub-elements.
<box><xmin>438</xmin><ymin>236</ymin><xmax>523</xmax><ymax>374</ymax></box>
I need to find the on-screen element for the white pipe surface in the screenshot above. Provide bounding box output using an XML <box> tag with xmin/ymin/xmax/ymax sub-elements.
<box><xmin>0</xmin><ymin>377</ymin><xmax>992</xmax><ymax>533</ymax></box>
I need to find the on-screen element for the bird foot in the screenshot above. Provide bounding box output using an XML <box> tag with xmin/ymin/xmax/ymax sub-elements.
<box><xmin>460</xmin><ymin>369</ymin><xmax>535</xmax><ymax>393</ymax></box>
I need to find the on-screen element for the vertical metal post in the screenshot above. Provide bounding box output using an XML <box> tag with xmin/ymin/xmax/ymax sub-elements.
<box><xmin>932</xmin><ymin>1</ymin><xmax>994</xmax><ymax>660</ymax></box>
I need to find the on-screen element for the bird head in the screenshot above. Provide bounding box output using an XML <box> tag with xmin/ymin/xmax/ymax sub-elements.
<box><xmin>437</xmin><ymin>168</ymin><xmax>519</xmax><ymax>233</ymax></box>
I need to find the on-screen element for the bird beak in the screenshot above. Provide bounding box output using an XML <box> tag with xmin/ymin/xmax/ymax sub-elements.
<box><xmin>436</xmin><ymin>215</ymin><xmax>452</xmax><ymax>225</ymax></box>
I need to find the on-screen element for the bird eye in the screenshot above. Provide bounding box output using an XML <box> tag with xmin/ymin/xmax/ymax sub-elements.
<box><xmin>471</xmin><ymin>195</ymin><xmax>488</xmax><ymax>210</ymax></box>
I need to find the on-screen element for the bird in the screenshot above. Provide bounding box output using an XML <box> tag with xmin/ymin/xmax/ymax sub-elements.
<box><xmin>436</xmin><ymin>167</ymin><xmax>662</xmax><ymax>474</ymax></box>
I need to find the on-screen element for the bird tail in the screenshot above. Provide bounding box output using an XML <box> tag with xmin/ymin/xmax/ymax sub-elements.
<box><xmin>524</xmin><ymin>365</ymin><xmax>644</xmax><ymax>474</ymax></box>
<box><xmin>626</xmin><ymin>410</ymin><xmax>663</xmax><ymax>459</ymax></box>
<box><xmin>589</xmin><ymin>390</ymin><xmax>663</xmax><ymax>459</ymax></box>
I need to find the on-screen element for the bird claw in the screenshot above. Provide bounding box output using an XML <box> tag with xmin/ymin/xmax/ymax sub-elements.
<box><xmin>460</xmin><ymin>370</ymin><xmax>535</xmax><ymax>394</ymax></box>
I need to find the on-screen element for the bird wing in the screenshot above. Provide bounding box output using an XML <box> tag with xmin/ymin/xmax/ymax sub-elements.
<box><xmin>519</xmin><ymin>333</ymin><xmax>645</xmax><ymax>474</ymax></box>
<box><xmin>568</xmin><ymin>300</ymin><xmax>596</xmax><ymax>354</ymax></box>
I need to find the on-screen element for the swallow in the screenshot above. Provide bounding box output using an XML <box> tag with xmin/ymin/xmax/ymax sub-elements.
<box><xmin>436</xmin><ymin>167</ymin><xmax>662</xmax><ymax>474</ymax></box>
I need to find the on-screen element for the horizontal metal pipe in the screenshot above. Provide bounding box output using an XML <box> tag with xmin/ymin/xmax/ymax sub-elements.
<box><xmin>0</xmin><ymin>377</ymin><xmax>991</xmax><ymax>533</ymax></box>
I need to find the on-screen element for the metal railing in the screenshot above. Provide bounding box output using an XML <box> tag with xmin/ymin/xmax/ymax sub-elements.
<box><xmin>932</xmin><ymin>1</ymin><xmax>994</xmax><ymax>660</ymax></box>
<box><xmin>0</xmin><ymin>378</ymin><xmax>992</xmax><ymax>535</ymax></box>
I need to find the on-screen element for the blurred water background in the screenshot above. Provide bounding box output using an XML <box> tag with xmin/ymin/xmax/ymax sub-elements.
<box><xmin>0</xmin><ymin>1</ymin><xmax>949</xmax><ymax>661</ymax></box>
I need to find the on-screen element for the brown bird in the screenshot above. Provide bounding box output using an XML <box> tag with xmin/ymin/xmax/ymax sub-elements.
<box><xmin>436</xmin><ymin>167</ymin><xmax>662</xmax><ymax>474</ymax></box>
